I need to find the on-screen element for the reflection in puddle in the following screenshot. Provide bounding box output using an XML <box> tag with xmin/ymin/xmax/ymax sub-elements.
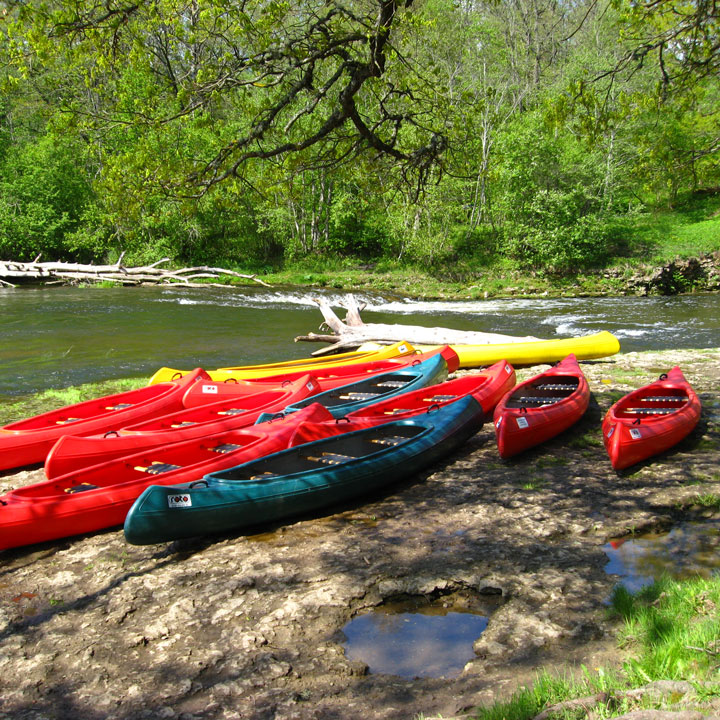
<box><xmin>604</xmin><ymin>519</ymin><xmax>720</xmax><ymax>592</ymax></box>
<box><xmin>341</xmin><ymin>595</ymin><xmax>496</xmax><ymax>678</ymax></box>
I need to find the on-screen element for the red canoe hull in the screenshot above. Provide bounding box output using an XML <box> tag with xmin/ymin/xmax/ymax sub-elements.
<box><xmin>602</xmin><ymin>366</ymin><xmax>701</xmax><ymax>470</ymax></box>
<box><xmin>0</xmin><ymin>368</ymin><xmax>210</xmax><ymax>472</ymax></box>
<box><xmin>180</xmin><ymin>346</ymin><xmax>460</xmax><ymax>408</ymax></box>
<box><xmin>493</xmin><ymin>354</ymin><xmax>590</xmax><ymax>458</ymax></box>
<box><xmin>44</xmin><ymin>375</ymin><xmax>320</xmax><ymax>479</ymax></box>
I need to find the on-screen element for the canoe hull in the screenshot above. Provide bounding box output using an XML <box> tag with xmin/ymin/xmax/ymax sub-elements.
<box><xmin>0</xmin><ymin>368</ymin><xmax>209</xmax><ymax>472</ymax></box>
<box><xmin>43</xmin><ymin>375</ymin><xmax>321</xmax><ymax>479</ymax></box>
<box><xmin>602</xmin><ymin>367</ymin><xmax>701</xmax><ymax>470</ymax></box>
<box><xmin>180</xmin><ymin>346</ymin><xmax>459</xmax><ymax>408</ymax></box>
<box><xmin>261</xmin><ymin>352</ymin><xmax>451</xmax><ymax>420</ymax></box>
<box><xmin>124</xmin><ymin>395</ymin><xmax>485</xmax><ymax>545</ymax></box>
<box><xmin>148</xmin><ymin>340</ymin><xmax>419</xmax><ymax>384</ymax></box>
<box><xmin>365</xmin><ymin>331</ymin><xmax>620</xmax><ymax>368</ymax></box>
<box><xmin>493</xmin><ymin>354</ymin><xmax>590</xmax><ymax>458</ymax></box>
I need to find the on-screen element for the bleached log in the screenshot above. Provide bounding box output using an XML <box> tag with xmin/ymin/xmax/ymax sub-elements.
<box><xmin>0</xmin><ymin>258</ymin><xmax>271</xmax><ymax>287</ymax></box>
<box><xmin>296</xmin><ymin>295</ymin><xmax>538</xmax><ymax>354</ymax></box>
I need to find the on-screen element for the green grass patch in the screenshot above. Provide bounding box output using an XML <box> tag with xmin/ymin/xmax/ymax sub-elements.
<box><xmin>468</xmin><ymin>573</ymin><xmax>720</xmax><ymax>720</ymax></box>
<box><xmin>610</xmin><ymin>575</ymin><xmax>720</xmax><ymax>683</ymax></box>
<box><xmin>685</xmin><ymin>493</ymin><xmax>720</xmax><ymax>509</ymax></box>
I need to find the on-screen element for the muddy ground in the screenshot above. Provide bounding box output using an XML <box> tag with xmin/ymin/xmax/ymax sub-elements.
<box><xmin>1</xmin><ymin>348</ymin><xmax>719</xmax><ymax>720</ymax></box>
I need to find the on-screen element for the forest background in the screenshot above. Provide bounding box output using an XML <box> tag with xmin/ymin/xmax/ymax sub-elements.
<box><xmin>1</xmin><ymin>0</ymin><xmax>719</xmax><ymax>290</ymax></box>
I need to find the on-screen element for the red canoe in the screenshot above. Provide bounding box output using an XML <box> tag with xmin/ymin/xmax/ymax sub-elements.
<box><xmin>344</xmin><ymin>359</ymin><xmax>515</xmax><ymax>422</ymax></box>
<box><xmin>180</xmin><ymin>346</ymin><xmax>460</xmax><ymax>408</ymax></box>
<box><xmin>0</xmin><ymin>403</ymin><xmax>335</xmax><ymax>551</ymax></box>
<box><xmin>0</xmin><ymin>368</ymin><xmax>210</xmax><ymax>472</ymax></box>
<box><xmin>602</xmin><ymin>366</ymin><xmax>701</xmax><ymax>470</ymax></box>
<box><xmin>493</xmin><ymin>354</ymin><xmax>590</xmax><ymax>458</ymax></box>
<box><xmin>44</xmin><ymin>375</ymin><xmax>321</xmax><ymax>479</ymax></box>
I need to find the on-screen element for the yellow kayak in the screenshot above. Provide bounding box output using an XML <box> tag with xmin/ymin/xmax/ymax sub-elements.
<box><xmin>147</xmin><ymin>340</ymin><xmax>417</xmax><ymax>385</ymax></box>
<box><xmin>360</xmin><ymin>331</ymin><xmax>620</xmax><ymax>368</ymax></box>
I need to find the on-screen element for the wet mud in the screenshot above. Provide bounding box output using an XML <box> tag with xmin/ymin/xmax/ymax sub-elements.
<box><xmin>1</xmin><ymin>348</ymin><xmax>719</xmax><ymax>720</ymax></box>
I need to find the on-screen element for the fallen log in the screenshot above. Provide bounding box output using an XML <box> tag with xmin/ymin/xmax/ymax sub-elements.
<box><xmin>0</xmin><ymin>255</ymin><xmax>270</xmax><ymax>288</ymax></box>
<box><xmin>295</xmin><ymin>295</ymin><xmax>538</xmax><ymax>354</ymax></box>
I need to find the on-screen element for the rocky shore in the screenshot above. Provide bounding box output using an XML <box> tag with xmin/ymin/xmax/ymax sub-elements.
<box><xmin>1</xmin><ymin>348</ymin><xmax>719</xmax><ymax>720</ymax></box>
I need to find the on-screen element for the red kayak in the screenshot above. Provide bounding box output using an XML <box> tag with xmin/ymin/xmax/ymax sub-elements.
<box><xmin>180</xmin><ymin>346</ymin><xmax>460</xmax><ymax>408</ymax></box>
<box><xmin>0</xmin><ymin>368</ymin><xmax>210</xmax><ymax>472</ymax></box>
<box><xmin>0</xmin><ymin>403</ymin><xmax>334</xmax><ymax>551</ymax></box>
<box><xmin>343</xmin><ymin>359</ymin><xmax>515</xmax><ymax>422</ymax></box>
<box><xmin>602</xmin><ymin>367</ymin><xmax>701</xmax><ymax>470</ymax></box>
<box><xmin>493</xmin><ymin>354</ymin><xmax>590</xmax><ymax>458</ymax></box>
<box><xmin>44</xmin><ymin>375</ymin><xmax>321</xmax><ymax>479</ymax></box>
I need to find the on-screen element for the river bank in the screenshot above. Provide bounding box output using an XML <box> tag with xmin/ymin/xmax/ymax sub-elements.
<box><xmin>1</xmin><ymin>347</ymin><xmax>719</xmax><ymax>720</ymax></box>
<box><xmin>259</xmin><ymin>252</ymin><xmax>720</xmax><ymax>301</ymax></box>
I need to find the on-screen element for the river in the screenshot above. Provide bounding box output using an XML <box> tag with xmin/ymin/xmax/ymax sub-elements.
<box><xmin>1</xmin><ymin>285</ymin><xmax>718</xmax><ymax>398</ymax></box>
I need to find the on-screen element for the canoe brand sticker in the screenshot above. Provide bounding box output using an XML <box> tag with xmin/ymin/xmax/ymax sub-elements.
<box><xmin>629</xmin><ymin>428</ymin><xmax>642</xmax><ymax>440</ymax></box>
<box><xmin>505</xmin><ymin>364</ymin><xmax>512</xmax><ymax>374</ymax></box>
<box><xmin>168</xmin><ymin>494</ymin><xmax>192</xmax><ymax>508</ymax></box>
<box><xmin>606</xmin><ymin>425</ymin><xmax>614</xmax><ymax>438</ymax></box>
<box><xmin>201</xmin><ymin>385</ymin><xmax>218</xmax><ymax>394</ymax></box>
<box><xmin>306</xmin><ymin>381</ymin><xmax>315</xmax><ymax>391</ymax></box>
<box><xmin>495</xmin><ymin>416</ymin><xmax>502</xmax><ymax>428</ymax></box>
<box><xmin>516</xmin><ymin>416</ymin><xmax>529</xmax><ymax>429</ymax></box>
<box><xmin>398</xmin><ymin>344</ymin><xmax>408</xmax><ymax>353</ymax></box>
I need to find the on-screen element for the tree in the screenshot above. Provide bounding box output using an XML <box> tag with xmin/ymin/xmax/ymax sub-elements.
<box><xmin>6</xmin><ymin>0</ymin><xmax>448</xmax><ymax>198</ymax></box>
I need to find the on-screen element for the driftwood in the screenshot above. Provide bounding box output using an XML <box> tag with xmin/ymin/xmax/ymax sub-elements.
<box><xmin>0</xmin><ymin>254</ymin><xmax>270</xmax><ymax>288</ymax></box>
<box><xmin>295</xmin><ymin>295</ymin><xmax>538</xmax><ymax>354</ymax></box>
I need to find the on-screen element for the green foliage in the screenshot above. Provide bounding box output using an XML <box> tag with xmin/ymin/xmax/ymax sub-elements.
<box><xmin>0</xmin><ymin>0</ymin><xmax>718</xmax><ymax>274</ymax></box>
<box><xmin>0</xmin><ymin>134</ymin><xmax>94</xmax><ymax>260</ymax></box>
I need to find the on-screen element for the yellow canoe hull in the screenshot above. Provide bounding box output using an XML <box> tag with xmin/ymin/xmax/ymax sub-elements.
<box><xmin>361</xmin><ymin>331</ymin><xmax>620</xmax><ymax>368</ymax></box>
<box><xmin>147</xmin><ymin>340</ymin><xmax>417</xmax><ymax>385</ymax></box>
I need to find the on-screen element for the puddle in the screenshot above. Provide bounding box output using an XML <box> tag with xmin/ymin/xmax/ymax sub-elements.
<box><xmin>604</xmin><ymin>519</ymin><xmax>720</xmax><ymax>592</ymax></box>
<box><xmin>340</xmin><ymin>593</ymin><xmax>499</xmax><ymax>679</ymax></box>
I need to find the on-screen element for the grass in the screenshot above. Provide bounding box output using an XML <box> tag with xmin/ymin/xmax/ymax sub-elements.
<box><xmin>467</xmin><ymin>574</ymin><xmax>720</xmax><ymax>720</ymax></box>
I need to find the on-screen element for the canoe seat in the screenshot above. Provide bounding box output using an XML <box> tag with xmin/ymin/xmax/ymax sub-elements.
<box><xmin>106</xmin><ymin>403</ymin><xmax>133</xmax><ymax>411</ymax></box>
<box><xmin>514</xmin><ymin>396</ymin><xmax>565</xmax><ymax>405</ymax></box>
<box><xmin>338</xmin><ymin>392</ymin><xmax>382</xmax><ymax>400</ymax></box>
<box><xmin>641</xmin><ymin>396</ymin><xmax>688</xmax><ymax>403</ymax></box>
<box><xmin>134</xmin><ymin>462</ymin><xmax>183</xmax><ymax>474</ymax></box>
<box><xmin>535</xmin><ymin>384</ymin><xmax>577</xmax><ymax>392</ymax></box>
<box><xmin>210</xmin><ymin>443</ymin><xmax>242</xmax><ymax>454</ymax></box>
<box><xmin>56</xmin><ymin>417</ymin><xmax>82</xmax><ymax>424</ymax></box>
<box><xmin>376</xmin><ymin>380</ymin><xmax>409</xmax><ymax>388</ymax></box>
<box><xmin>371</xmin><ymin>435</ymin><xmax>407</xmax><ymax>447</ymax></box>
<box><xmin>170</xmin><ymin>421</ymin><xmax>197</xmax><ymax>428</ymax></box>
<box><xmin>625</xmin><ymin>408</ymin><xmax>678</xmax><ymax>415</ymax></box>
<box><xmin>217</xmin><ymin>408</ymin><xmax>247</xmax><ymax>415</ymax></box>
<box><xmin>64</xmin><ymin>482</ymin><xmax>100</xmax><ymax>494</ymax></box>
<box><xmin>305</xmin><ymin>452</ymin><xmax>356</xmax><ymax>465</ymax></box>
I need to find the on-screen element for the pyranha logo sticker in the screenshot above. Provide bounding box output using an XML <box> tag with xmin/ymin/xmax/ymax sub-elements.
<box><xmin>201</xmin><ymin>385</ymin><xmax>218</xmax><ymax>394</ymax></box>
<box><xmin>168</xmin><ymin>494</ymin><xmax>192</xmax><ymax>508</ymax></box>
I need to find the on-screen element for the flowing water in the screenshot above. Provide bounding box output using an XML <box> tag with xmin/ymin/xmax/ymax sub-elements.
<box><xmin>1</xmin><ymin>285</ymin><xmax>718</xmax><ymax>398</ymax></box>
